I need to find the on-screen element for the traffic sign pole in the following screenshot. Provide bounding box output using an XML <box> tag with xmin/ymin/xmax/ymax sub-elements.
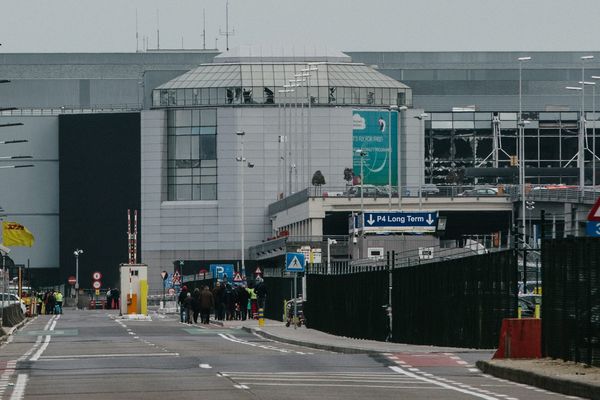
<box><xmin>294</xmin><ymin>272</ymin><xmax>298</xmax><ymax>328</ymax></box>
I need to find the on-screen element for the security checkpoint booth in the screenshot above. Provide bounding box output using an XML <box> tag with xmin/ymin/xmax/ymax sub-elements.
<box><xmin>119</xmin><ymin>263</ymin><xmax>148</xmax><ymax>316</ymax></box>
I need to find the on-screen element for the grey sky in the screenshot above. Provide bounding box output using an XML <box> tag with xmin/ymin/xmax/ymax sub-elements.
<box><xmin>1</xmin><ymin>0</ymin><xmax>600</xmax><ymax>53</ymax></box>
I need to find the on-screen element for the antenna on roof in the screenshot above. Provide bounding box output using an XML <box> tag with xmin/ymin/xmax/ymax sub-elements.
<box><xmin>201</xmin><ymin>8</ymin><xmax>206</xmax><ymax>50</ymax></box>
<box><xmin>156</xmin><ymin>9</ymin><xmax>160</xmax><ymax>50</ymax></box>
<box><xmin>219</xmin><ymin>0</ymin><xmax>235</xmax><ymax>51</ymax></box>
<box><xmin>135</xmin><ymin>9</ymin><xmax>139</xmax><ymax>52</ymax></box>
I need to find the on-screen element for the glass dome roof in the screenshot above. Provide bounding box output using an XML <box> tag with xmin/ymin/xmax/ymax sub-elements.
<box><xmin>152</xmin><ymin>49</ymin><xmax>412</xmax><ymax>108</ymax></box>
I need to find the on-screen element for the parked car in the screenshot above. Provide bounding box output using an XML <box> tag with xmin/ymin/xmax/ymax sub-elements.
<box><xmin>403</xmin><ymin>184</ymin><xmax>440</xmax><ymax>196</ymax></box>
<box><xmin>0</xmin><ymin>293</ymin><xmax>26</xmax><ymax>314</ymax></box>
<box><xmin>458</xmin><ymin>187</ymin><xmax>499</xmax><ymax>197</ymax></box>
<box><xmin>342</xmin><ymin>185</ymin><xmax>388</xmax><ymax>198</ymax></box>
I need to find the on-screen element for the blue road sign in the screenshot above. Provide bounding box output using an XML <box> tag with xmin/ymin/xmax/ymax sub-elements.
<box><xmin>586</xmin><ymin>221</ymin><xmax>600</xmax><ymax>237</ymax></box>
<box><xmin>361</xmin><ymin>211</ymin><xmax>438</xmax><ymax>232</ymax></box>
<box><xmin>210</xmin><ymin>264</ymin><xmax>234</xmax><ymax>281</ymax></box>
<box><xmin>286</xmin><ymin>253</ymin><xmax>305</xmax><ymax>272</ymax></box>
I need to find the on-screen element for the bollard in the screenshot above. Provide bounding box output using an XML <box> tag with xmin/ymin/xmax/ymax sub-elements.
<box><xmin>517</xmin><ymin>306</ymin><xmax>522</xmax><ymax>319</ymax></box>
<box><xmin>534</xmin><ymin>304</ymin><xmax>541</xmax><ymax>319</ymax></box>
<box><xmin>258</xmin><ymin>307</ymin><xmax>264</xmax><ymax>327</ymax></box>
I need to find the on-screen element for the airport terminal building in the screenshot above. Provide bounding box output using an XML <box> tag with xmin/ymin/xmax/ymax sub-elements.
<box><xmin>0</xmin><ymin>48</ymin><xmax>598</xmax><ymax>289</ymax></box>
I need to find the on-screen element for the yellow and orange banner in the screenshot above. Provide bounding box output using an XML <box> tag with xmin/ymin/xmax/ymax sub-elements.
<box><xmin>2</xmin><ymin>221</ymin><xmax>35</xmax><ymax>247</ymax></box>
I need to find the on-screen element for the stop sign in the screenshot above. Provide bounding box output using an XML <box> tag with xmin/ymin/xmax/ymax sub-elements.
<box><xmin>68</xmin><ymin>276</ymin><xmax>77</xmax><ymax>285</ymax></box>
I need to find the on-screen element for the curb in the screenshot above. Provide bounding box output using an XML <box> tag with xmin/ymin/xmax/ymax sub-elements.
<box><xmin>477</xmin><ymin>360</ymin><xmax>600</xmax><ymax>400</ymax></box>
<box><xmin>0</xmin><ymin>317</ymin><xmax>34</xmax><ymax>345</ymax></box>
<box><xmin>241</xmin><ymin>326</ymin><xmax>377</xmax><ymax>355</ymax></box>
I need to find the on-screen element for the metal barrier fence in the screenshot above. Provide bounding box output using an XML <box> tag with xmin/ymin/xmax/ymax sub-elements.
<box><xmin>542</xmin><ymin>237</ymin><xmax>600</xmax><ymax>366</ymax></box>
<box><xmin>304</xmin><ymin>271</ymin><xmax>389</xmax><ymax>341</ymax></box>
<box><xmin>263</xmin><ymin>277</ymin><xmax>293</xmax><ymax>321</ymax></box>
<box><xmin>393</xmin><ymin>250</ymin><xmax>517</xmax><ymax>348</ymax></box>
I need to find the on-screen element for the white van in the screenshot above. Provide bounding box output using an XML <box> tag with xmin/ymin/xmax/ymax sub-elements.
<box><xmin>0</xmin><ymin>293</ymin><xmax>26</xmax><ymax>314</ymax></box>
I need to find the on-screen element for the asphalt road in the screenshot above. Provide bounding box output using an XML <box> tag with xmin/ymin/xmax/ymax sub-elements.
<box><xmin>0</xmin><ymin>311</ymin><xmax>584</xmax><ymax>400</ymax></box>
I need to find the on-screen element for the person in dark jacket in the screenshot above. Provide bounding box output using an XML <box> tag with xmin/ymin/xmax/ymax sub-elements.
<box><xmin>199</xmin><ymin>286</ymin><xmax>214</xmax><ymax>324</ymax></box>
<box><xmin>236</xmin><ymin>284</ymin><xmax>250</xmax><ymax>321</ymax></box>
<box><xmin>178</xmin><ymin>286</ymin><xmax>189</xmax><ymax>323</ymax></box>
<box><xmin>191</xmin><ymin>288</ymin><xmax>201</xmax><ymax>324</ymax></box>
<box><xmin>212</xmin><ymin>282</ymin><xmax>225</xmax><ymax>321</ymax></box>
<box><xmin>254</xmin><ymin>276</ymin><xmax>267</xmax><ymax>311</ymax></box>
<box><xmin>183</xmin><ymin>292</ymin><xmax>193</xmax><ymax>324</ymax></box>
<box><xmin>224</xmin><ymin>284</ymin><xmax>236</xmax><ymax>320</ymax></box>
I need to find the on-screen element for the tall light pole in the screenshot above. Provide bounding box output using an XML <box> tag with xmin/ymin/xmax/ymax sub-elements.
<box><xmin>397</xmin><ymin>106</ymin><xmax>407</xmax><ymax>210</ymax></box>
<box><xmin>73</xmin><ymin>249</ymin><xmax>83</xmax><ymax>307</ymax></box>
<box><xmin>236</xmin><ymin>131</ymin><xmax>254</xmax><ymax>274</ymax></box>
<box><xmin>388</xmin><ymin>105</ymin><xmax>399</xmax><ymax>209</ymax></box>
<box><xmin>579</xmin><ymin>80</ymin><xmax>597</xmax><ymax>192</ymax></box>
<box><xmin>414</xmin><ymin>113</ymin><xmax>429</xmax><ymax>210</ymax></box>
<box><xmin>327</xmin><ymin>238</ymin><xmax>337</xmax><ymax>275</ymax></box>
<box><xmin>356</xmin><ymin>149</ymin><xmax>367</xmax><ymax>215</ymax></box>
<box><xmin>592</xmin><ymin>75</ymin><xmax>600</xmax><ymax>192</ymax></box>
<box><xmin>580</xmin><ymin>56</ymin><xmax>594</xmax><ymax>190</ymax></box>
<box><xmin>518</xmin><ymin>56</ymin><xmax>532</xmax><ymax>243</ymax></box>
<box><xmin>301</xmin><ymin>64</ymin><xmax>318</xmax><ymax>187</ymax></box>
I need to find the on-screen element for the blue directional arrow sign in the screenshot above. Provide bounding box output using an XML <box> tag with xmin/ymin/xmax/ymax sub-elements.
<box><xmin>586</xmin><ymin>221</ymin><xmax>600</xmax><ymax>237</ymax></box>
<box><xmin>361</xmin><ymin>211</ymin><xmax>439</xmax><ymax>232</ymax></box>
<box><xmin>286</xmin><ymin>252</ymin><xmax>306</xmax><ymax>272</ymax></box>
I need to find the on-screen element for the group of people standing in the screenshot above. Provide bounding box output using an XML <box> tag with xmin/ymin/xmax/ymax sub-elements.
<box><xmin>178</xmin><ymin>286</ymin><xmax>216</xmax><ymax>324</ymax></box>
<box><xmin>177</xmin><ymin>276</ymin><xmax>267</xmax><ymax>324</ymax></box>
<box><xmin>41</xmin><ymin>290</ymin><xmax>63</xmax><ymax>314</ymax></box>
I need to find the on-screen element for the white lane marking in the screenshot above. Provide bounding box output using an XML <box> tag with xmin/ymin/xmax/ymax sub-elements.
<box><xmin>390</xmin><ymin>366</ymin><xmax>500</xmax><ymax>400</ymax></box>
<box><xmin>219</xmin><ymin>333</ymin><xmax>308</xmax><ymax>354</ymax></box>
<box><xmin>238</xmin><ymin>377</ymin><xmax>428</xmax><ymax>383</ymax></box>
<box><xmin>39</xmin><ymin>352</ymin><xmax>179</xmax><ymax>359</ymax></box>
<box><xmin>9</xmin><ymin>374</ymin><xmax>28</xmax><ymax>400</ymax></box>
<box><xmin>469</xmin><ymin>368</ymin><xmax>481</xmax><ymax>373</ymax></box>
<box><xmin>30</xmin><ymin>336</ymin><xmax>50</xmax><ymax>361</ymax></box>
<box><xmin>199</xmin><ymin>364</ymin><xmax>212</xmax><ymax>369</ymax></box>
<box><xmin>239</xmin><ymin>382</ymin><xmax>443</xmax><ymax>389</ymax></box>
<box><xmin>29</xmin><ymin>315</ymin><xmax>60</xmax><ymax>362</ymax></box>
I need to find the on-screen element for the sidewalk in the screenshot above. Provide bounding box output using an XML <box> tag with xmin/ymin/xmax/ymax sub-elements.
<box><xmin>214</xmin><ymin>317</ymin><xmax>600</xmax><ymax>400</ymax></box>
<box><xmin>212</xmin><ymin>317</ymin><xmax>491</xmax><ymax>354</ymax></box>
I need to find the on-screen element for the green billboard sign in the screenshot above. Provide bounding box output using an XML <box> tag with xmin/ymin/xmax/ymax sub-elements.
<box><xmin>352</xmin><ymin>110</ymin><xmax>398</xmax><ymax>186</ymax></box>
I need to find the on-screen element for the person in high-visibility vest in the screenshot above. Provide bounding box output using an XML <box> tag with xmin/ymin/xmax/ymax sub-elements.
<box><xmin>54</xmin><ymin>291</ymin><xmax>63</xmax><ymax>314</ymax></box>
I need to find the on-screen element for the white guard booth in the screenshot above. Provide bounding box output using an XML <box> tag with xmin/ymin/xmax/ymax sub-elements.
<box><xmin>119</xmin><ymin>263</ymin><xmax>148</xmax><ymax>315</ymax></box>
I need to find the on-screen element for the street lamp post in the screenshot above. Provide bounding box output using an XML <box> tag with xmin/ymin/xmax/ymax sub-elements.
<box><xmin>236</xmin><ymin>131</ymin><xmax>254</xmax><ymax>275</ymax></box>
<box><xmin>518</xmin><ymin>56</ymin><xmax>532</xmax><ymax>245</ymax></box>
<box><xmin>580</xmin><ymin>56</ymin><xmax>594</xmax><ymax>190</ymax></box>
<box><xmin>356</xmin><ymin>149</ymin><xmax>367</xmax><ymax>215</ymax></box>
<box><xmin>327</xmin><ymin>238</ymin><xmax>337</xmax><ymax>275</ymax></box>
<box><xmin>414</xmin><ymin>113</ymin><xmax>429</xmax><ymax>210</ymax></box>
<box><xmin>73</xmin><ymin>249</ymin><xmax>83</xmax><ymax>308</ymax></box>
<box><xmin>592</xmin><ymin>76</ymin><xmax>600</xmax><ymax>193</ymax></box>
<box><xmin>388</xmin><ymin>105</ymin><xmax>399</xmax><ymax>209</ymax></box>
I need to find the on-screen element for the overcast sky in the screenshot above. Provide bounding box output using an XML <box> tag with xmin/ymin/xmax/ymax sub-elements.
<box><xmin>2</xmin><ymin>0</ymin><xmax>600</xmax><ymax>53</ymax></box>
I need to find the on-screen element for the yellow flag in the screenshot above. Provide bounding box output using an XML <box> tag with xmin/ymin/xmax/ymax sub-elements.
<box><xmin>2</xmin><ymin>221</ymin><xmax>35</xmax><ymax>247</ymax></box>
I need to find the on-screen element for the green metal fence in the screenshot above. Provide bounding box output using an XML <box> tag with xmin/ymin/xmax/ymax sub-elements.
<box><xmin>393</xmin><ymin>250</ymin><xmax>517</xmax><ymax>348</ymax></box>
<box><xmin>542</xmin><ymin>237</ymin><xmax>600</xmax><ymax>366</ymax></box>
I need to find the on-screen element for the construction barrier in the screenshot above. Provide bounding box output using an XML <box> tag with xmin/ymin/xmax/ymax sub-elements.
<box><xmin>2</xmin><ymin>304</ymin><xmax>25</xmax><ymax>327</ymax></box>
<box><xmin>493</xmin><ymin>318</ymin><xmax>541</xmax><ymax>359</ymax></box>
